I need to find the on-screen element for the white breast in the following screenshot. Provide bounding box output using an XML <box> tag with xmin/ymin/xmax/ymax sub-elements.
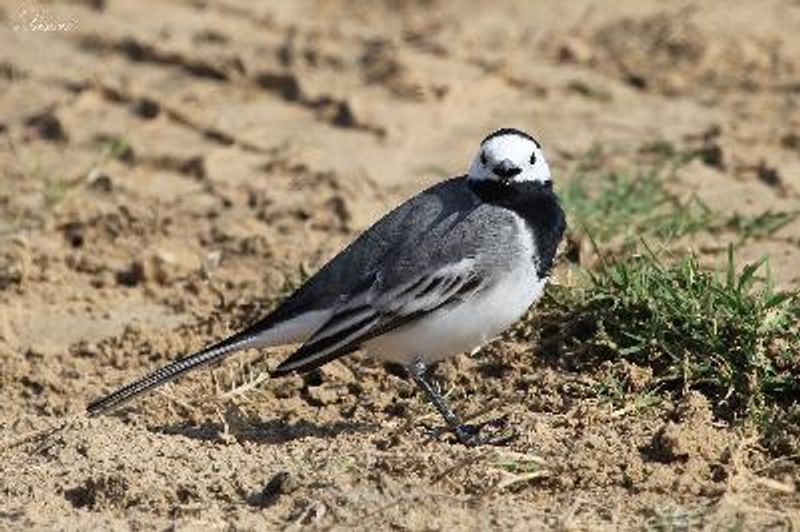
<box><xmin>364</xmin><ymin>219</ymin><xmax>546</xmax><ymax>366</ymax></box>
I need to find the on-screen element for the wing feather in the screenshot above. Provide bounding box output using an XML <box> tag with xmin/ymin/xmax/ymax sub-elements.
<box><xmin>272</xmin><ymin>261</ymin><xmax>483</xmax><ymax>375</ymax></box>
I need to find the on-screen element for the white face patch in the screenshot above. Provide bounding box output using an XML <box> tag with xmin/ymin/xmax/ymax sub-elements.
<box><xmin>467</xmin><ymin>130</ymin><xmax>551</xmax><ymax>185</ymax></box>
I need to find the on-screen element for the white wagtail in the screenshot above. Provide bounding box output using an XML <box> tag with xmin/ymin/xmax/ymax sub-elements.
<box><xmin>87</xmin><ymin>127</ymin><xmax>566</xmax><ymax>445</ymax></box>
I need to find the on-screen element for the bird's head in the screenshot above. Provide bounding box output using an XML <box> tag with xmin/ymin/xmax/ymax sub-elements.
<box><xmin>467</xmin><ymin>128</ymin><xmax>551</xmax><ymax>187</ymax></box>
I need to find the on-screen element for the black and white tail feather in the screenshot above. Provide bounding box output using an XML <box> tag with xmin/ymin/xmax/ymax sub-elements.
<box><xmin>86</xmin><ymin>333</ymin><xmax>253</xmax><ymax>415</ymax></box>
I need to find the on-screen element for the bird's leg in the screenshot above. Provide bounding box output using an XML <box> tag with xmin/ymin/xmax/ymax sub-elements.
<box><xmin>407</xmin><ymin>359</ymin><xmax>463</xmax><ymax>429</ymax></box>
<box><xmin>406</xmin><ymin>358</ymin><xmax>510</xmax><ymax>446</ymax></box>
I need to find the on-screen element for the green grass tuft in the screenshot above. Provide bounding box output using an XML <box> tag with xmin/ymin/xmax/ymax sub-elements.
<box><xmin>534</xmin><ymin>245</ymin><xmax>799</xmax><ymax>425</ymax></box>
<box><xmin>561</xmin><ymin>146</ymin><xmax>799</xmax><ymax>245</ymax></box>
<box><xmin>94</xmin><ymin>133</ymin><xmax>135</xmax><ymax>163</ymax></box>
<box><xmin>561</xmin><ymin>146</ymin><xmax>714</xmax><ymax>242</ymax></box>
<box><xmin>726</xmin><ymin>209</ymin><xmax>800</xmax><ymax>244</ymax></box>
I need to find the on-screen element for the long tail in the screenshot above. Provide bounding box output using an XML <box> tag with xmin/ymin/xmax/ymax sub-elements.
<box><xmin>86</xmin><ymin>332</ymin><xmax>257</xmax><ymax>416</ymax></box>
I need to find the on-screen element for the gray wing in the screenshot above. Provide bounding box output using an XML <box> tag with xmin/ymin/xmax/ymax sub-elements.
<box><xmin>272</xmin><ymin>259</ymin><xmax>485</xmax><ymax>375</ymax></box>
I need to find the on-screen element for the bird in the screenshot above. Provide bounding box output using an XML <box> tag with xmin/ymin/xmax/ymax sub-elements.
<box><xmin>87</xmin><ymin>127</ymin><xmax>566</xmax><ymax>446</ymax></box>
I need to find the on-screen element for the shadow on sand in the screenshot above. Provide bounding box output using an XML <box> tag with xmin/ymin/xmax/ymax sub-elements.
<box><xmin>152</xmin><ymin>417</ymin><xmax>376</xmax><ymax>445</ymax></box>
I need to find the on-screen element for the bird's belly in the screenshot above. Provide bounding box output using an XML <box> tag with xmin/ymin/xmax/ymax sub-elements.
<box><xmin>364</xmin><ymin>266</ymin><xmax>546</xmax><ymax>366</ymax></box>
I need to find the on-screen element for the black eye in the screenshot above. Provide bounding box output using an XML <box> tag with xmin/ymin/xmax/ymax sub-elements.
<box><xmin>530</xmin><ymin>152</ymin><xmax>537</xmax><ymax>165</ymax></box>
<box><xmin>480</xmin><ymin>152</ymin><xmax>487</xmax><ymax>165</ymax></box>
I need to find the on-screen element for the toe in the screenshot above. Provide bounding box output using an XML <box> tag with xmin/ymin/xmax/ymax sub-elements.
<box><xmin>453</xmin><ymin>422</ymin><xmax>517</xmax><ymax>447</ymax></box>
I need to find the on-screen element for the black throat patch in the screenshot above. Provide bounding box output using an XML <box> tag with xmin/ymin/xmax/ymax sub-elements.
<box><xmin>468</xmin><ymin>179</ymin><xmax>566</xmax><ymax>278</ymax></box>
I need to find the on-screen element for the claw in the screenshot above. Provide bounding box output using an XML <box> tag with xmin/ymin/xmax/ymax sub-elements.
<box><xmin>453</xmin><ymin>417</ymin><xmax>517</xmax><ymax>447</ymax></box>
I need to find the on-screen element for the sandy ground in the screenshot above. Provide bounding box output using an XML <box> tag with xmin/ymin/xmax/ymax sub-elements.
<box><xmin>1</xmin><ymin>0</ymin><xmax>799</xmax><ymax>529</ymax></box>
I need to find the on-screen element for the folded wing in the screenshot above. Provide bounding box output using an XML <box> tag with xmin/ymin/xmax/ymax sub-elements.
<box><xmin>271</xmin><ymin>259</ymin><xmax>483</xmax><ymax>375</ymax></box>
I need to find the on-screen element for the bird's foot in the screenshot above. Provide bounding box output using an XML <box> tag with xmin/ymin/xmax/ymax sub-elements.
<box><xmin>452</xmin><ymin>416</ymin><xmax>517</xmax><ymax>447</ymax></box>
